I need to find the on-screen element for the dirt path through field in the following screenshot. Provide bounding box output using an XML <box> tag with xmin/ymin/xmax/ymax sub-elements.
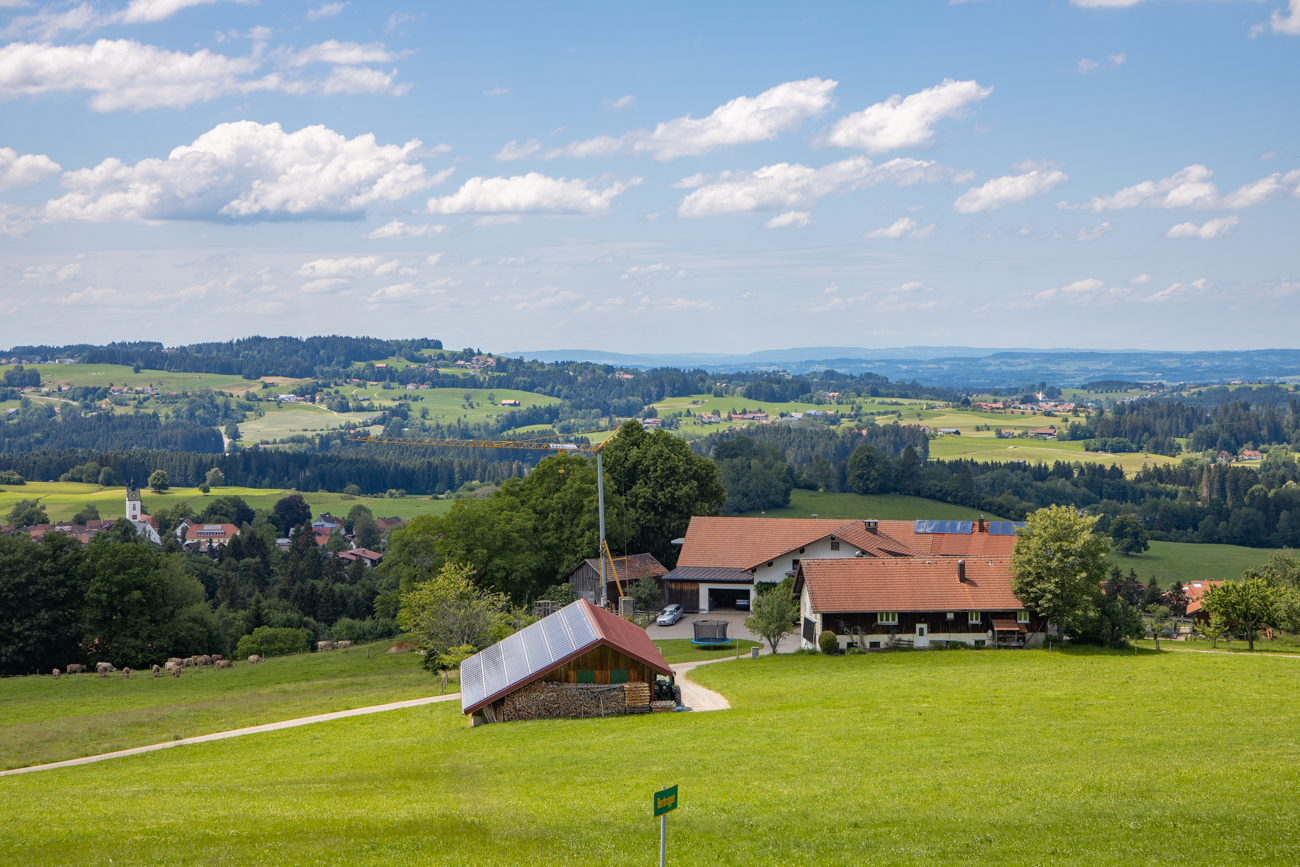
<box><xmin>0</xmin><ymin>693</ymin><xmax>460</xmax><ymax>777</ymax></box>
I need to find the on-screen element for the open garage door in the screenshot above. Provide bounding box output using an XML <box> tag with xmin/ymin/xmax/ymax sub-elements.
<box><xmin>706</xmin><ymin>587</ymin><xmax>751</xmax><ymax>611</ymax></box>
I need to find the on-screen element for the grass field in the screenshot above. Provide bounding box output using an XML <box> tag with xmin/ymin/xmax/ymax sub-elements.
<box><xmin>2</xmin><ymin>648</ymin><xmax>1297</xmax><ymax>865</ymax></box>
<box><xmin>10</xmin><ymin>364</ymin><xmax>255</xmax><ymax>393</ymax></box>
<box><xmin>742</xmin><ymin>488</ymin><xmax>1010</xmax><ymax>521</ymax></box>
<box><xmin>1107</xmin><ymin>539</ymin><xmax>1281</xmax><ymax>585</ymax></box>
<box><xmin>928</xmin><ymin>432</ymin><xmax>1179</xmax><ymax>473</ymax></box>
<box><xmin>651</xmin><ymin>638</ymin><xmax>762</xmax><ymax>664</ymax></box>
<box><xmin>0</xmin><ymin>640</ymin><xmax>436</xmax><ymax>771</ymax></box>
<box><xmin>0</xmin><ymin>482</ymin><xmax>452</xmax><ymax>523</ymax></box>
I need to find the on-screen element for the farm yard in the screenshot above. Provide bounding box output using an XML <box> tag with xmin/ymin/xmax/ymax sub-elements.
<box><xmin>2</xmin><ymin>649</ymin><xmax>1298</xmax><ymax>866</ymax></box>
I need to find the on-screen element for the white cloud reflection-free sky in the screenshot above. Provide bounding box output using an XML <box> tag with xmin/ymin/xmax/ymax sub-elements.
<box><xmin>2</xmin><ymin>0</ymin><xmax>1299</xmax><ymax>353</ymax></box>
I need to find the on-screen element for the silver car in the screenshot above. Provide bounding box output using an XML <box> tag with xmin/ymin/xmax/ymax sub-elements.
<box><xmin>656</xmin><ymin>604</ymin><xmax>684</xmax><ymax>626</ymax></box>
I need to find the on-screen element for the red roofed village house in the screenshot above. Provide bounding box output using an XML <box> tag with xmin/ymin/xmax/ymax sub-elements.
<box><xmin>665</xmin><ymin>516</ymin><xmax>1021</xmax><ymax>614</ymax></box>
<box><xmin>795</xmin><ymin>556</ymin><xmax>1044</xmax><ymax>650</ymax></box>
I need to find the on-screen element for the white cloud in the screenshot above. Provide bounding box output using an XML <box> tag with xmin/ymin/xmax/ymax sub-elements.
<box><xmin>817</xmin><ymin>79</ymin><xmax>992</xmax><ymax>153</ymax></box>
<box><xmin>307</xmin><ymin>2</ymin><xmax>347</xmax><ymax>20</ymax></box>
<box><xmin>484</xmin><ymin>86</ymin><xmax>510</xmax><ymax>96</ymax></box>
<box><xmin>23</xmin><ymin>262</ymin><xmax>82</xmax><ymax>282</ymax></box>
<box><xmin>1130</xmin><ymin>273</ymin><xmax>1152</xmax><ymax>284</ymax></box>
<box><xmin>864</xmin><ymin>216</ymin><xmax>934</xmax><ymax>238</ymax></box>
<box><xmin>46</xmin><ymin>121</ymin><xmax>434</xmax><ymax>222</ymax></box>
<box><xmin>120</xmin><ymin>0</ymin><xmax>251</xmax><ymax>23</ymax></box>
<box><xmin>1264</xmin><ymin>0</ymin><xmax>1300</xmax><ymax>35</ymax></box>
<box><xmin>0</xmin><ymin>38</ymin><xmax>409</xmax><ymax>111</ymax></box>
<box><xmin>672</xmin><ymin>172</ymin><xmax>714</xmax><ymax>189</ymax></box>
<box><xmin>765</xmin><ymin>210</ymin><xmax>812</xmax><ymax>229</ymax></box>
<box><xmin>473</xmin><ymin>214</ymin><xmax>523</xmax><ymax>226</ymax></box>
<box><xmin>954</xmin><ymin>165</ymin><xmax>1068</xmax><ymax>213</ymax></box>
<box><xmin>510</xmin><ymin>288</ymin><xmax>584</xmax><ymax>310</ymax></box>
<box><xmin>1070</xmin><ymin>0</ymin><xmax>1147</xmax><ymax>7</ymax></box>
<box><xmin>1073</xmin><ymin>221</ymin><xmax>1111</xmax><ymax>241</ymax></box>
<box><xmin>0</xmin><ymin>147</ymin><xmax>60</xmax><ymax>190</ymax></box>
<box><xmin>296</xmin><ymin>256</ymin><xmax>397</xmax><ymax>278</ymax></box>
<box><xmin>809</xmin><ymin>280</ymin><xmax>933</xmax><ymax>314</ymax></box>
<box><xmin>620</xmin><ymin>262</ymin><xmax>685</xmax><ymax>281</ymax></box>
<box><xmin>1166</xmin><ymin>215</ymin><xmax>1238</xmax><ymax>239</ymax></box>
<box><xmin>1077</xmin><ymin>53</ymin><xmax>1125</xmax><ymax>73</ymax></box>
<box><xmin>602</xmin><ymin>94</ymin><xmax>635</xmax><ymax>111</ymax></box>
<box><xmin>369</xmin><ymin>282</ymin><xmax>419</xmax><ymax>299</ymax></box>
<box><xmin>534</xmin><ymin>78</ymin><xmax>836</xmax><ymax>161</ymax></box>
<box><xmin>493</xmin><ymin>139</ymin><xmax>541</xmax><ymax>161</ymax></box>
<box><xmin>678</xmin><ymin>156</ymin><xmax>964</xmax><ymax>217</ymax></box>
<box><xmin>364</xmin><ymin>220</ymin><xmax>448</xmax><ymax>239</ymax></box>
<box><xmin>1009</xmin><ymin>277</ymin><xmax>1130</xmax><ymax>309</ymax></box>
<box><xmin>1143</xmin><ymin>278</ymin><xmax>1209</xmax><ymax>303</ymax></box>
<box><xmin>427</xmin><ymin>173</ymin><xmax>640</xmax><ymax>216</ymax></box>
<box><xmin>1073</xmin><ymin>166</ymin><xmax>1300</xmax><ymax>212</ymax></box>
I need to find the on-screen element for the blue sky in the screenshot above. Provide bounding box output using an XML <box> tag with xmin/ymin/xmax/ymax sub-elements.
<box><xmin>1</xmin><ymin>0</ymin><xmax>1297</xmax><ymax>353</ymax></box>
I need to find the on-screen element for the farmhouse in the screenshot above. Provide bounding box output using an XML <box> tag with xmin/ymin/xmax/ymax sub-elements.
<box><xmin>1184</xmin><ymin>580</ymin><xmax>1223</xmax><ymax>622</ymax></box>
<box><xmin>795</xmin><ymin>556</ymin><xmax>1044</xmax><ymax>650</ymax></box>
<box><xmin>460</xmin><ymin>600</ymin><xmax>672</xmax><ymax>725</ymax></box>
<box><xmin>567</xmin><ymin>553</ymin><xmax>668</xmax><ymax>605</ymax></box>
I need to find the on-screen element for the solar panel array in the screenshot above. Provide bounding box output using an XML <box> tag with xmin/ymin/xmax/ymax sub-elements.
<box><xmin>914</xmin><ymin>520</ymin><xmax>973</xmax><ymax>535</ymax></box>
<box><xmin>460</xmin><ymin>601</ymin><xmax>597</xmax><ymax>713</ymax></box>
<box><xmin>913</xmin><ymin>519</ymin><xmax>1026</xmax><ymax>535</ymax></box>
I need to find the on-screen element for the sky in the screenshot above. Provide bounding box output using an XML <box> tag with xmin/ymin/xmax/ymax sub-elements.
<box><xmin>0</xmin><ymin>0</ymin><xmax>1298</xmax><ymax>354</ymax></box>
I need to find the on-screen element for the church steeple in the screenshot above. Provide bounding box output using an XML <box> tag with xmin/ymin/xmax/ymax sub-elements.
<box><xmin>126</xmin><ymin>483</ymin><xmax>141</xmax><ymax>522</ymax></box>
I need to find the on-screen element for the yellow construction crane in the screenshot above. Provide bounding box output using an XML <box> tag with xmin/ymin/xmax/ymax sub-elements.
<box><xmin>348</xmin><ymin>426</ymin><xmax>629</xmax><ymax>606</ymax></box>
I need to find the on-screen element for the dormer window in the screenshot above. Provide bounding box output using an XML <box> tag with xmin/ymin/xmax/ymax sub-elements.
<box><xmin>830</xmin><ymin>540</ymin><xmax>840</xmax><ymax>551</ymax></box>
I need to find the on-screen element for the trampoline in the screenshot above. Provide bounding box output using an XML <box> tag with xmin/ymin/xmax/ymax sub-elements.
<box><xmin>691</xmin><ymin>619</ymin><xmax>731</xmax><ymax>646</ymax></box>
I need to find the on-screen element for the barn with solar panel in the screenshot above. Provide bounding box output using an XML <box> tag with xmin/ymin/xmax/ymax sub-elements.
<box><xmin>460</xmin><ymin>599</ymin><xmax>676</xmax><ymax>725</ymax></box>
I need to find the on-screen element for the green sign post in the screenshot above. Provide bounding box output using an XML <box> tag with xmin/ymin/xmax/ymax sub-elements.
<box><xmin>654</xmin><ymin>784</ymin><xmax>678</xmax><ymax>866</ymax></box>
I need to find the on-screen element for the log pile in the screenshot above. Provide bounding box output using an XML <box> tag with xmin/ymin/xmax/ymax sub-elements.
<box><xmin>501</xmin><ymin>681</ymin><xmax>660</xmax><ymax>722</ymax></box>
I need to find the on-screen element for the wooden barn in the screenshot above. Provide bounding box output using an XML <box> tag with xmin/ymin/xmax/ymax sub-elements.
<box><xmin>460</xmin><ymin>599</ymin><xmax>673</xmax><ymax>725</ymax></box>
<box><xmin>566</xmin><ymin>553</ymin><xmax>668</xmax><ymax>605</ymax></box>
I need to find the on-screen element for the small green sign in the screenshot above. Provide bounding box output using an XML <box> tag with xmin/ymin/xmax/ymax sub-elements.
<box><xmin>653</xmin><ymin>784</ymin><xmax>679</xmax><ymax>817</ymax></box>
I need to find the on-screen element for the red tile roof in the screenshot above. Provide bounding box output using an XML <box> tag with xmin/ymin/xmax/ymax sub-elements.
<box><xmin>798</xmin><ymin>557</ymin><xmax>1024</xmax><ymax>613</ymax></box>
<box><xmin>678</xmin><ymin>517</ymin><xmax>915</xmax><ymax>570</ymax></box>
<box><xmin>185</xmin><ymin>523</ymin><xmax>240</xmax><ymax>542</ymax></box>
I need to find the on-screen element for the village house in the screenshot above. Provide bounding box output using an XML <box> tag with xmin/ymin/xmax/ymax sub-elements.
<box><xmin>337</xmin><ymin>548</ymin><xmax>384</xmax><ymax>567</ymax></box>
<box><xmin>795</xmin><ymin>556</ymin><xmax>1044</xmax><ymax>650</ymax></box>
<box><xmin>665</xmin><ymin>517</ymin><xmax>1024</xmax><ymax>613</ymax></box>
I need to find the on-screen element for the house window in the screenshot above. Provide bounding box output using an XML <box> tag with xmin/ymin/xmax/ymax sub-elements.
<box><xmin>877</xmin><ymin>612</ymin><xmax>899</xmax><ymax>625</ymax></box>
<box><xmin>767</xmin><ymin>561</ymin><xmax>773</xmax><ymax>568</ymax></box>
<box><xmin>799</xmin><ymin>547</ymin><xmax>805</xmax><ymax>554</ymax></box>
<box><xmin>791</xmin><ymin>559</ymin><xmax>800</xmax><ymax>571</ymax></box>
<box><xmin>830</xmin><ymin>540</ymin><xmax>840</xmax><ymax>551</ymax></box>
<box><xmin>1017</xmin><ymin>610</ymin><xmax>1030</xmax><ymax>624</ymax></box>
<box><xmin>610</xmin><ymin>669</ymin><xmax>629</xmax><ymax>684</ymax></box>
<box><xmin>968</xmin><ymin>611</ymin><xmax>981</xmax><ymax>624</ymax></box>
<box><xmin>577</xmin><ymin>670</ymin><xmax>595</xmax><ymax>684</ymax></box>
<box><xmin>946</xmin><ymin>612</ymin><xmax>955</xmax><ymax>620</ymax></box>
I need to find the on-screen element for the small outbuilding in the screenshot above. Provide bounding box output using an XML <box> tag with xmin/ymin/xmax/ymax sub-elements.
<box><xmin>566</xmin><ymin>553</ymin><xmax>668</xmax><ymax>605</ymax></box>
<box><xmin>461</xmin><ymin>600</ymin><xmax>673</xmax><ymax>725</ymax></box>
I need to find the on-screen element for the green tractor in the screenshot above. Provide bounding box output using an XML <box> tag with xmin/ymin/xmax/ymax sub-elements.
<box><xmin>654</xmin><ymin>672</ymin><xmax>681</xmax><ymax>704</ymax></box>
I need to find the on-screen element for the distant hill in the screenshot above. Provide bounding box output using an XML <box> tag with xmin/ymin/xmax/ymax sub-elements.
<box><xmin>507</xmin><ymin>347</ymin><xmax>1300</xmax><ymax>387</ymax></box>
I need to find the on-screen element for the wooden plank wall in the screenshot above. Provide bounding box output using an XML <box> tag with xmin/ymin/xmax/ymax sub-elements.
<box><xmin>540</xmin><ymin>645</ymin><xmax>656</xmax><ymax>685</ymax></box>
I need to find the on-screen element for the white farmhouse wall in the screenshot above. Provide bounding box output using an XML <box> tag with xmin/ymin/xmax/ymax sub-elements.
<box><xmin>751</xmin><ymin>535</ymin><xmax>866</xmax><ymax>585</ymax></box>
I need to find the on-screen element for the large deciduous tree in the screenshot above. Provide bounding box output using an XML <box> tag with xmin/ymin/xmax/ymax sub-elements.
<box><xmin>1108</xmin><ymin>515</ymin><xmax>1150</xmax><ymax>555</ymax></box>
<box><xmin>397</xmin><ymin>562</ymin><xmax>509</xmax><ymax>671</ymax></box>
<box><xmin>1202</xmin><ymin>576</ymin><xmax>1298</xmax><ymax>651</ymax></box>
<box><xmin>1010</xmin><ymin>505</ymin><xmax>1111</xmax><ymax>642</ymax></box>
<box><xmin>0</xmin><ymin>533</ymin><xmax>87</xmax><ymax>675</ymax></box>
<box><xmin>273</xmin><ymin>494</ymin><xmax>311</xmax><ymax>531</ymax></box>
<box><xmin>846</xmin><ymin>443</ymin><xmax>888</xmax><ymax>495</ymax></box>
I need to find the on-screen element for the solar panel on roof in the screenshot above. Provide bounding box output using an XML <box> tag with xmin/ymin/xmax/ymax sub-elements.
<box><xmin>986</xmin><ymin>521</ymin><xmax>1026</xmax><ymax>536</ymax></box>
<box><xmin>914</xmin><ymin>520</ymin><xmax>973</xmax><ymax>534</ymax></box>
<box><xmin>460</xmin><ymin>600</ymin><xmax>599</xmax><ymax>713</ymax></box>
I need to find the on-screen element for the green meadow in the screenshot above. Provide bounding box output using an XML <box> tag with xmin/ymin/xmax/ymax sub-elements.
<box><xmin>650</xmin><ymin>638</ymin><xmax>762</xmax><ymax>664</ymax></box>
<box><xmin>1107</xmin><ymin>539</ymin><xmax>1282</xmax><ymax>585</ymax></box>
<box><xmin>0</xmin><ymin>641</ymin><xmax>436</xmax><ymax>770</ymax></box>
<box><xmin>0</xmin><ymin>482</ymin><xmax>452</xmax><ymax>524</ymax></box>
<box><xmin>2</xmin><ymin>649</ymin><xmax>1297</xmax><ymax>865</ymax></box>
<box><xmin>12</xmin><ymin>364</ymin><xmax>254</xmax><ymax>393</ymax></box>
<box><xmin>742</xmin><ymin>488</ymin><xmax>1011</xmax><ymax>521</ymax></box>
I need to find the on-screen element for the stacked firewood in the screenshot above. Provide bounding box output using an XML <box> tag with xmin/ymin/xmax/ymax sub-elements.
<box><xmin>502</xmin><ymin>681</ymin><xmax>658</xmax><ymax>721</ymax></box>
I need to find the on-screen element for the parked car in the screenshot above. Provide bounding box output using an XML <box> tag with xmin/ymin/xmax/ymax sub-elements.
<box><xmin>656</xmin><ymin>604</ymin><xmax>684</xmax><ymax>626</ymax></box>
<box><xmin>734</xmin><ymin>596</ymin><xmax>750</xmax><ymax>611</ymax></box>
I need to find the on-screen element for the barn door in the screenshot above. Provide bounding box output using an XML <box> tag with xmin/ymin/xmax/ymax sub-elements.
<box><xmin>915</xmin><ymin>623</ymin><xmax>929</xmax><ymax>649</ymax></box>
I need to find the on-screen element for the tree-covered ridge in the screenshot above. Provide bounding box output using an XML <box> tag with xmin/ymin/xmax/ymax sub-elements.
<box><xmin>1057</xmin><ymin>399</ymin><xmax>1300</xmax><ymax>456</ymax></box>
<box><xmin>0</xmin><ymin>411</ymin><xmax>222</xmax><ymax>454</ymax></box>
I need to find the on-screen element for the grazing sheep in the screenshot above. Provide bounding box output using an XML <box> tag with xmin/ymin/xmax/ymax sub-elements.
<box><xmin>66</xmin><ymin>664</ymin><xmax>86</xmax><ymax>673</ymax></box>
<box><xmin>52</xmin><ymin>668</ymin><xmax>60</xmax><ymax>679</ymax></box>
<box><xmin>183</xmin><ymin>656</ymin><xmax>197</xmax><ymax>667</ymax></box>
<box><xmin>215</xmin><ymin>659</ymin><xmax>233</xmax><ymax>669</ymax></box>
<box><xmin>247</xmin><ymin>655</ymin><xmax>264</xmax><ymax>664</ymax></box>
<box><xmin>171</xmin><ymin>664</ymin><xmax>181</xmax><ymax>678</ymax></box>
<box><xmin>196</xmin><ymin>655</ymin><xmax>213</xmax><ymax>666</ymax></box>
<box><xmin>211</xmin><ymin>654</ymin><xmax>224</xmax><ymax>662</ymax></box>
<box><xmin>315</xmin><ymin>640</ymin><xmax>337</xmax><ymax>652</ymax></box>
<box><xmin>152</xmin><ymin>664</ymin><xmax>161</xmax><ymax>677</ymax></box>
<box><xmin>337</xmin><ymin>640</ymin><xmax>353</xmax><ymax>649</ymax></box>
<box><xmin>96</xmin><ymin>662</ymin><xmax>116</xmax><ymax>677</ymax></box>
<box><xmin>122</xmin><ymin>667</ymin><xmax>130</xmax><ymax>679</ymax></box>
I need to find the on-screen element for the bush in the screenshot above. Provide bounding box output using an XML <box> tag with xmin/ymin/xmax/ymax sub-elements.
<box><xmin>235</xmin><ymin>626</ymin><xmax>309</xmax><ymax>659</ymax></box>
<box><xmin>0</xmin><ymin>470</ymin><xmax>25</xmax><ymax>485</ymax></box>
<box><xmin>330</xmin><ymin>617</ymin><xmax>401</xmax><ymax>644</ymax></box>
<box><xmin>819</xmin><ymin>630</ymin><xmax>838</xmax><ymax>654</ymax></box>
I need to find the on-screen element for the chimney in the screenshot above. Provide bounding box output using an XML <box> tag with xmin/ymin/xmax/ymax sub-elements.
<box><xmin>863</xmin><ymin>519</ymin><xmax>878</xmax><ymax>533</ymax></box>
<box><xmin>976</xmin><ymin>516</ymin><xmax>986</xmax><ymax>534</ymax></box>
<box><xmin>958</xmin><ymin>559</ymin><xmax>966</xmax><ymax>582</ymax></box>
